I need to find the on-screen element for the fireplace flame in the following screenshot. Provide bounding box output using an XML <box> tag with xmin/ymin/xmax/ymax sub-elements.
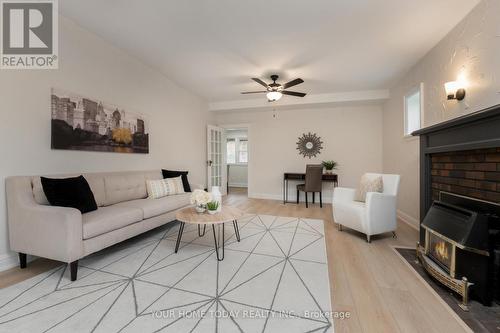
<box><xmin>434</xmin><ymin>241</ymin><xmax>450</xmax><ymax>261</ymax></box>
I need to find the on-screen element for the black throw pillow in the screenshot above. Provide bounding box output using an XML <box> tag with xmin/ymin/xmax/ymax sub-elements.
<box><xmin>162</xmin><ymin>169</ymin><xmax>191</xmax><ymax>192</ymax></box>
<box><xmin>41</xmin><ymin>175</ymin><xmax>98</xmax><ymax>213</ymax></box>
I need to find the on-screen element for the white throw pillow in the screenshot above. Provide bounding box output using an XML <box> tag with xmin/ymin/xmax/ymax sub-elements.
<box><xmin>146</xmin><ymin>176</ymin><xmax>185</xmax><ymax>199</ymax></box>
<box><xmin>354</xmin><ymin>174</ymin><xmax>383</xmax><ymax>202</ymax></box>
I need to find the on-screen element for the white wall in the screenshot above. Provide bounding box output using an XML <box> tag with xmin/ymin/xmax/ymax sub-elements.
<box><xmin>0</xmin><ymin>16</ymin><xmax>209</xmax><ymax>270</ymax></box>
<box><xmin>383</xmin><ymin>0</ymin><xmax>500</xmax><ymax>227</ymax></box>
<box><xmin>228</xmin><ymin>165</ymin><xmax>248</xmax><ymax>187</ymax></box>
<box><xmin>215</xmin><ymin>105</ymin><xmax>383</xmax><ymax>201</ymax></box>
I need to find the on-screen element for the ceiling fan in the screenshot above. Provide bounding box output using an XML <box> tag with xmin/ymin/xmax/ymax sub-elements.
<box><xmin>241</xmin><ymin>75</ymin><xmax>306</xmax><ymax>102</ymax></box>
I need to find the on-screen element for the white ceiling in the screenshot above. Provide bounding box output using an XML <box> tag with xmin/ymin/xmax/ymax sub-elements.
<box><xmin>60</xmin><ymin>0</ymin><xmax>479</xmax><ymax>104</ymax></box>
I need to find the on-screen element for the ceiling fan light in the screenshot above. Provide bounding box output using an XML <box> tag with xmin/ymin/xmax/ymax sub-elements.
<box><xmin>266</xmin><ymin>91</ymin><xmax>282</xmax><ymax>102</ymax></box>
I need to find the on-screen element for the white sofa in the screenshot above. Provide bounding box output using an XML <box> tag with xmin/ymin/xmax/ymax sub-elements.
<box><xmin>332</xmin><ymin>173</ymin><xmax>400</xmax><ymax>243</ymax></box>
<box><xmin>6</xmin><ymin>170</ymin><xmax>201</xmax><ymax>280</ymax></box>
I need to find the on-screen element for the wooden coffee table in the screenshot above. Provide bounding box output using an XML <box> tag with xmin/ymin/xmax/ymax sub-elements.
<box><xmin>175</xmin><ymin>206</ymin><xmax>245</xmax><ymax>261</ymax></box>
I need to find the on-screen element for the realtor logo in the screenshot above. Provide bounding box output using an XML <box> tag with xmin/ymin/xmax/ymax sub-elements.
<box><xmin>1</xmin><ymin>0</ymin><xmax>58</xmax><ymax>69</ymax></box>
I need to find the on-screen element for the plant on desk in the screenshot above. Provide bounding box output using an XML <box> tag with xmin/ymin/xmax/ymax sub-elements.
<box><xmin>322</xmin><ymin>160</ymin><xmax>338</xmax><ymax>174</ymax></box>
<box><xmin>206</xmin><ymin>201</ymin><xmax>220</xmax><ymax>215</ymax></box>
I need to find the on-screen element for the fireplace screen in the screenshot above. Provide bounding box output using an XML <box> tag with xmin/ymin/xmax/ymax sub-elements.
<box><xmin>428</xmin><ymin>233</ymin><xmax>452</xmax><ymax>272</ymax></box>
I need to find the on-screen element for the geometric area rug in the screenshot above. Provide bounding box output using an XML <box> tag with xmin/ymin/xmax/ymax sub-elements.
<box><xmin>0</xmin><ymin>214</ymin><xmax>333</xmax><ymax>332</ymax></box>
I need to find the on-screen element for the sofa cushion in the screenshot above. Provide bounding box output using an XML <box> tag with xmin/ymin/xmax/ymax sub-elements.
<box><xmin>146</xmin><ymin>177</ymin><xmax>185</xmax><ymax>199</ymax></box>
<box><xmin>83</xmin><ymin>174</ymin><xmax>106</xmax><ymax>206</ymax></box>
<box><xmin>104</xmin><ymin>173</ymin><xmax>148</xmax><ymax>206</ymax></box>
<box><xmin>41</xmin><ymin>176</ymin><xmax>98</xmax><ymax>213</ymax></box>
<box><xmin>82</xmin><ymin>206</ymin><xmax>144</xmax><ymax>239</ymax></box>
<box><xmin>162</xmin><ymin>169</ymin><xmax>191</xmax><ymax>192</ymax></box>
<box><xmin>115</xmin><ymin>193</ymin><xmax>191</xmax><ymax>219</ymax></box>
<box><xmin>33</xmin><ymin>174</ymin><xmax>106</xmax><ymax>207</ymax></box>
<box><xmin>354</xmin><ymin>174</ymin><xmax>383</xmax><ymax>202</ymax></box>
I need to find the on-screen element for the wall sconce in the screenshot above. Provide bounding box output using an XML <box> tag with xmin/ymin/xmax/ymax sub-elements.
<box><xmin>444</xmin><ymin>81</ymin><xmax>466</xmax><ymax>101</ymax></box>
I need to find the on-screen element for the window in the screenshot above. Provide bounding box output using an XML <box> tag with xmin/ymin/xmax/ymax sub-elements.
<box><xmin>239</xmin><ymin>139</ymin><xmax>248</xmax><ymax>163</ymax></box>
<box><xmin>226</xmin><ymin>137</ymin><xmax>248</xmax><ymax>164</ymax></box>
<box><xmin>226</xmin><ymin>138</ymin><xmax>236</xmax><ymax>164</ymax></box>
<box><xmin>404</xmin><ymin>84</ymin><xmax>423</xmax><ymax>136</ymax></box>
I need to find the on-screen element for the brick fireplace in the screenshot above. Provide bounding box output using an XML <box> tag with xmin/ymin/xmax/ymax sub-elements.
<box><xmin>414</xmin><ymin>104</ymin><xmax>500</xmax><ymax>308</ymax></box>
<box><xmin>414</xmin><ymin>104</ymin><xmax>500</xmax><ymax>243</ymax></box>
<box><xmin>431</xmin><ymin>148</ymin><xmax>500</xmax><ymax>203</ymax></box>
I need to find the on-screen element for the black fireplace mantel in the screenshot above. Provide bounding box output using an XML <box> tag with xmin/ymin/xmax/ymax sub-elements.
<box><xmin>412</xmin><ymin>104</ymin><xmax>500</xmax><ymax>242</ymax></box>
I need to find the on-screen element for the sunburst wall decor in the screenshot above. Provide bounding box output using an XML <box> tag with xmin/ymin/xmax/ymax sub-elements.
<box><xmin>296</xmin><ymin>132</ymin><xmax>323</xmax><ymax>158</ymax></box>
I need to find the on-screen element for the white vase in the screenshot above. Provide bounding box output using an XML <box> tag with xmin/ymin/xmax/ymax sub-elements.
<box><xmin>211</xmin><ymin>186</ymin><xmax>222</xmax><ymax>212</ymax></box>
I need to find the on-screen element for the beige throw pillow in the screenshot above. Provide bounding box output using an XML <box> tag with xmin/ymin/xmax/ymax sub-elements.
<box><xmin>354</xmin><ymin>174</ymin><xmax>383</xmax><ymax>202</ymax></box>
<box><xmin>147</xmin><ymin>176</ymin><xmax>185</xmax><ymax>199</ymax></box>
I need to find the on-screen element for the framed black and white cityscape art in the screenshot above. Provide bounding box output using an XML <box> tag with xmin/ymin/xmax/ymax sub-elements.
<box><xmin>50</xmin><ymin>88</ymin><xmax>149</xmax><ymax>154</ymax></box>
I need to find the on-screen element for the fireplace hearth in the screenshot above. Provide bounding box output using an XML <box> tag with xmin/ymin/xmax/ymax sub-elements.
<box><xmin>413</xmin><ymin>105</ymin><xmax>500</xmax><ymax>311</ymax></box>
<box><xmin>417</xmin><ymin>194</ymin><xmax>497</xmax><ymax>310</ymax></box>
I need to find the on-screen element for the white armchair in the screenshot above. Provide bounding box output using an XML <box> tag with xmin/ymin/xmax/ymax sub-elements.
<box><xmin>332</xmin><ymin>173</ymin><xmax>400</xmax><ymax>242</ymax></box>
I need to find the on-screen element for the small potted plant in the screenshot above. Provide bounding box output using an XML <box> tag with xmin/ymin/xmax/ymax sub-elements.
<box><xmin>206</xmin><ymin>201</ymin><xmax>220</xmax><ymax>215</ymax></box>
<box><xmin>322</xmin><ymin>160</ymin><xmax>338</xmax><ymax>174</ymax></box>
<box><xmin>190</xmin><ymin>189</ymin><xmax>212</xmax><ymax>213</ymax></box>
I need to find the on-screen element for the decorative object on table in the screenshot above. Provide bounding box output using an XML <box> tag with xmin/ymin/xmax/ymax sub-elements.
<box><xmin>297</xmin><ymin>132</ymin><xmax>323</xmax><ymax>158</ymax></box>
<box><xmin>190</xmin><ymin>189</ymin><xmax>212</xmax><ymax>213</ymax></box>
<box><xmin>50</xmin><ymin>88</ymin><xmax>149</xmax><ymax>154</ymax></box>
<box><xmin>206</xmin><ymin>201</ymin><xmax>220</xmax><ymax>215</ymax></box>
<box><xmin>321</xmin><ymin>160</ymin><xmax>338</xmax><ymax>174</ymax></box>
<box><xmin>194</xmin><ymin>206</ymin><xmax>206</xmax><ymax>214</ymax></box>
<box><xmin>211</xmin><ymin>186</ymin><xmax>222</xmax><ymax>212</ymax></box>
<box><xmin>175</xmin><ymin>205</ymin><xmax>244</xmax><ymax>261</ymax></box>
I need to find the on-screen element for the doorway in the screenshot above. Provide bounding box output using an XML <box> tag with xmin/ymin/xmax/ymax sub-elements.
<box><xmin>207</xmin><ymin>125</ymin><xmax>226</xmax><ymax>195</ymax></box>
<box><xmin>225</xmin><ymin>128</ymin><xmax>248</xmax><ymax>196</ymax></box>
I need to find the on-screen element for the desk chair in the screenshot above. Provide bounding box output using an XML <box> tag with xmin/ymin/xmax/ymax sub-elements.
<box><xmin>297</xmin><ymin>164</ymin><xmax>323</xmax><ymax>208</ymax></box>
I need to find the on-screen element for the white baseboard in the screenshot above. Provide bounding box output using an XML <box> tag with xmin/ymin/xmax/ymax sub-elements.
<box><xmin>228</xmin><ymin>183</ymin><xmax>248</xmax><ymax>188</ymax></box>
<box><xmin>248</xmin><ymin>192</ymin><xmax>281</xmax><ymax>201</ymax></box>
<box><xmin>0</xmin><ymin>252</ymin><xmax>36</xmax><ymax>272</ymax></box>
<box><xmin>249</xmin><ymin>192</ymin><xmax>333</xmax><ymax>204</ymax></box>
<box><xmin>397</xmin><ymin>210</ymin><xmax>419</xmax><ymax>231</ymax></box>
<box><xmin>0</xmin><ymin>252</ymin><xmax>19</xmax><ymax>272</ymax></box>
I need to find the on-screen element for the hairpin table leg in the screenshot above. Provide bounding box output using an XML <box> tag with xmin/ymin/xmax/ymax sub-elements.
<box><xmin>233</xmin><ymin>220</ymin><xmax>240</xmax><ymax>242</ymax></box>
<box><xmin>198</xmin><ymin>224</ymin><xmax>206</xmax><ymax>237</ymax></box>
<box><xmin>174</xmin><ymin>222</ymin><xmax>185</xmax><ymax>253</ymax></box>
<box><xmin>212</xmin><ymin>223</ymin><xmax>225</xmax><ymax>261</ymax></box>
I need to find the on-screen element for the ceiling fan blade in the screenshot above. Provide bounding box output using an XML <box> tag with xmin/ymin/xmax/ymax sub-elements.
<box><xmin>252</xmin><ymin>78</ymin><xmax>269</xmax><ymax>88</ymax></box>
<box><xmin>241</xmin><ymin>91</ymin><xmax>267</xmax><ymax>94</ymax></box>
<box><xmin>282</xmin><ymin>91</ymin><xmax>306</xmax><ymax>97</ymax></box>
<box><xmin>283</xmin><ymin>78</ymin><xmax>304</xmax><ymax>89</ymax></box>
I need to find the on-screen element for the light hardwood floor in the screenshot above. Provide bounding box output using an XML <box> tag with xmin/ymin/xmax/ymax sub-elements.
<box><xmin>0</xmin><ymin>190</ymin><xmax>470</xmax><ymax>333</ymax></box>
<box><xmin>223</xmin><ymin>190</ymin><xmax>470</xmax><ymax>333</ymax></box>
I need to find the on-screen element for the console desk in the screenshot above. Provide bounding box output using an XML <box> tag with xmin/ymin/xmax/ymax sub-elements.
<box><xmin>283</xmin><ymin>172</ymin><xmax>338</xmax><ymax>204</ymax></box>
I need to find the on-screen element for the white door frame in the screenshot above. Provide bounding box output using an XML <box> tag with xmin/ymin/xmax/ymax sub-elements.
<box><xmin>207</xmin><ymin>125</ymin><xmax>227</xmax><ymax>195</ymax></box>
<box><xmin>219</xmin><ymin>123</ymin><xmax>251</xmax><ymax>196</ymax></box>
